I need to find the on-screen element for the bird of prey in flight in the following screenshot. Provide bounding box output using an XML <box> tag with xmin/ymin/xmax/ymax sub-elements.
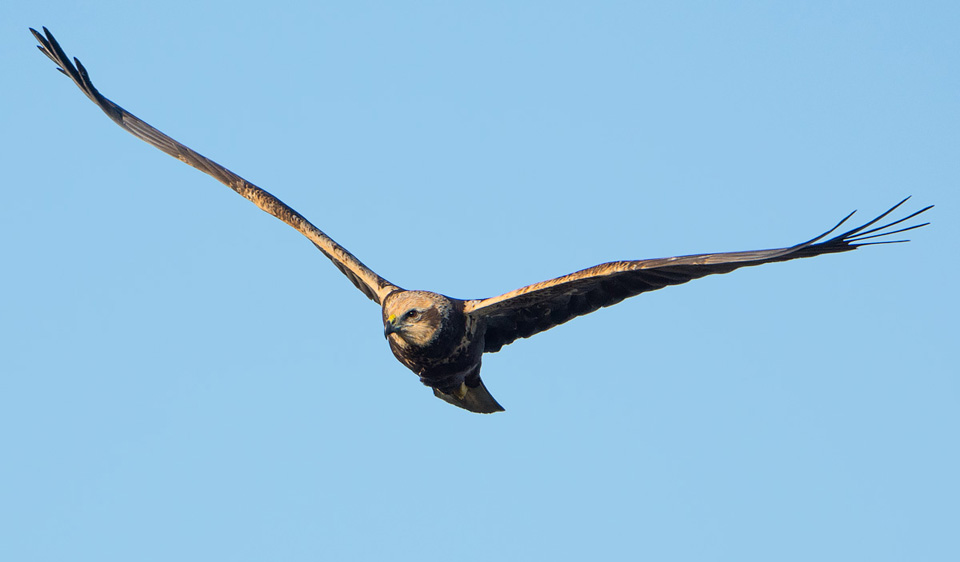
<box><xmin>31</xmin><ymin>27</ymin><xmax>932</xmax><ymax>414</ymax></box>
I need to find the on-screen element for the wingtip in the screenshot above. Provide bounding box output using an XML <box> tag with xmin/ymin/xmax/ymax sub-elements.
<box><xmin>30</xmin><ymin>27</ymin><xmax>46</xmax><ymax>47</ymax></box>
<box><xmin>839</xmin><ymin>198</ymin><xmax>933</xmax><ymax>246</ymax></box>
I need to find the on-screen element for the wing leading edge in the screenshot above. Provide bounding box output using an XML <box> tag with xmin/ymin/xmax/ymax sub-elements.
<box><xmin>466</xmin><ymin>198</ymin><xmax>932</xmax><ymax>352</ymax></box>
<box><xmin>31</xmin><ymin>27</ymin><xmax>399</xmax><ymax>305</ymax></box>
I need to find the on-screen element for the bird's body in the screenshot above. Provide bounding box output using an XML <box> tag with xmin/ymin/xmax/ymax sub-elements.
<box><xmin>382</xmin><ymin>291</ymin><xmax>502</xmax><ymax>412</ymax></box>
<box><xmin>31</xmin><ymin>27</ymin><xmax>932</xmax><ymax>414</ymax></box>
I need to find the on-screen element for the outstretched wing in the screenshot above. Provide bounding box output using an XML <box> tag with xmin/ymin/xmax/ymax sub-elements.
<box><xmin>465</xmin><ymin>199</ymin><xmax>932</xmax><ymax>353</ymax></box>
<box><xmin>31</xmin><ymin>27</ymin><xmax>400</xmax><ymax>305</ymax></box>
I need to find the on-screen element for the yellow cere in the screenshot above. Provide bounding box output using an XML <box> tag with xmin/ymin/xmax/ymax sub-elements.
<box><xmin>388</xmin><ymin>314</ymin><xmax>396</xmax><ymax>323</ymax></box>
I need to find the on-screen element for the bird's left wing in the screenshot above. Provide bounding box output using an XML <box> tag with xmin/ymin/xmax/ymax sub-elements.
<box><xmin>31</xmin><ymin>27</ymin><xmax>400</xmax><ymax>304</ymax></box>
<box><xmin>465</xmin><ymin>199</ymin><xmax>931</xmax><ymax>353</ymax></box>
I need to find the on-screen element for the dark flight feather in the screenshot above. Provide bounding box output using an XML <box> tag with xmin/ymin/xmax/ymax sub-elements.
<box><xmin>30</xmin><ymin>26</ymin><xmax>399</xmax><ymax>305</ymax></box>
<box><xmin>466</xmin><ymin>198</ymin><xmax>932</xmax><ymax>353</ymax></box>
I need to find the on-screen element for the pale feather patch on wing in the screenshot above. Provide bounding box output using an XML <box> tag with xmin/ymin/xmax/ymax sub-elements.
<box><xmin>30</xmin><ymin>26</ymin><xmax>400</xmax><ymax>305</ymax></box>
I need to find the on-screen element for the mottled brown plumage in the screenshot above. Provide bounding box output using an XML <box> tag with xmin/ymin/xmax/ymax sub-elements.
<box><xmin>382</xmin><ymin>291</ymin><xmax>502</xmax><ymax>412</ymax></box>
<box><xmin>32</xmin><ymin>27</ymin><xmax>932</xmax><ymax>414</ymax></box>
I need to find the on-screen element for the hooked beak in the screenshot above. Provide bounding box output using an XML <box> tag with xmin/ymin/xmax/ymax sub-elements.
<box><xmin>384</xmin><ymin>314</ymin><xmax>398</xmax><ymax>338</ymax></box>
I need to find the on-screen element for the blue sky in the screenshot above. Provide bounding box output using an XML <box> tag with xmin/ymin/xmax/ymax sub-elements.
<box><xmin>2</xmin><ymin>2</ymin><xmax>957</xmax><ymax>561</ymax></box>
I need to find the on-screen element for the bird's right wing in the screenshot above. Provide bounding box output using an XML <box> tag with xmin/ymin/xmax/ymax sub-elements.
<box><xmin>464</xmin><ymin>199</ymin><xmax>931</xmax><ymax>352</ymax></box>
<box><xmin>31</xmin><ymin>27</ymin><xmax>400</xmax><ymax>305</ymax></box>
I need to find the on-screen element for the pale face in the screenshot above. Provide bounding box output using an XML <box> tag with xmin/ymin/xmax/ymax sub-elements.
<box><xmin>382</xmin><ymin>291</ymin><xmax>448</xmax><ymax>348</ymax></box>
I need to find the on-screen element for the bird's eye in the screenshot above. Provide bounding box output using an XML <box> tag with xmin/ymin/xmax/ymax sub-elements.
<box><xmin>405</xmin><ymin>309</ymin><xmax>421</xmax><ymax>320</ymax></box>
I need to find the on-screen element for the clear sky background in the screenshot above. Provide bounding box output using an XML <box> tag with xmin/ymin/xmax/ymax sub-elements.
<box><xmin>2</xmin><ymin>2</ymin><xmax>957</xmax><ymax>561</ymax></box>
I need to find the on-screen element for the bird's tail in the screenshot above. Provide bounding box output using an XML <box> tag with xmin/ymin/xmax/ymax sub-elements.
<box><xmin>433</xmin><ymin>378</ymin><xmax>505</xmax><ymax>414</ymax></box>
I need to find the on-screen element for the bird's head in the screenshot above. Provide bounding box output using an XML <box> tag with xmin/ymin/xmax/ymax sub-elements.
<box><xmin>382</xmin><ymin>291</ymin><xmax>451</xmax><ymax>348</ymax></box>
